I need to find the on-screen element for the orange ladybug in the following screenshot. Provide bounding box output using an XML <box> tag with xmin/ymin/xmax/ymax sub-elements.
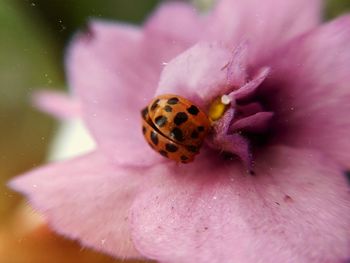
<box><xmin>141</xmin><ymin>94</ymin><xmax>211</xmax><ymax>163</ymax></box>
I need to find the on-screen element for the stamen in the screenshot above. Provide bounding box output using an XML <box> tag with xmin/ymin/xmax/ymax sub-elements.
<box><xmin>208</xmin><ymin>95</ymin><xmax>231</xmax><ymax>121</ymax></box>
<box><xmin>221</xmin><ymin>95</ymin><xmax>231</xmax><ymax>105</ymax></box>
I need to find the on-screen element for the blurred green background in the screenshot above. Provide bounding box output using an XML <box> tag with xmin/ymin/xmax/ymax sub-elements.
<box><xmin>0</xmin><ymin>0</ymin><xmax>349</xmax><ymax>261</ymax></box>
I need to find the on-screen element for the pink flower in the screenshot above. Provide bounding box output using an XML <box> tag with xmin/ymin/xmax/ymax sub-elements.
<box><xmin>10</xmin><ymin>0</ymin><xmax>350</xmax><ymax>262</ymax></box>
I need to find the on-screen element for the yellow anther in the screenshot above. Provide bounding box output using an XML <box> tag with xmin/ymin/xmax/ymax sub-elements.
<box><xmin>208</xmin><ymin>95</ymin><xmax>231</xmax><ymax>121</ymax></box>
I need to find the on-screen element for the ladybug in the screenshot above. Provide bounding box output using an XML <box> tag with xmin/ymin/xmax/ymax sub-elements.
<box><xmin>141</xmin><ymin>94</ymin><xmax>211</xmax><ymax>163</ymax></box>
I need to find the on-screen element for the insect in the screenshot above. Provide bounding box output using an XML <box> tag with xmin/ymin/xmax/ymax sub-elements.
<box><xmin>141</xmin><ymin>94</ymin><xmax>211</xmax><ymax>163</ymax></box>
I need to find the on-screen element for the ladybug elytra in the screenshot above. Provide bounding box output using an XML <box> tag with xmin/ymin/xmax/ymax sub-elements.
<box><xmin>141</xmin><ymin>94</ymin><xmax>211</xmax><ymax>163</ymax></box>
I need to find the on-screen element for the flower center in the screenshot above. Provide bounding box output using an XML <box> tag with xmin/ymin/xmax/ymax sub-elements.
<box><xmin>208</xmin><ymin>95</ymin><xmax>232</xmax><ymax>121</ymax></box>
<box><xmin>205</xmin><ymin>67</ymin><xmax>274</xmax><ymax>172</ymax></box>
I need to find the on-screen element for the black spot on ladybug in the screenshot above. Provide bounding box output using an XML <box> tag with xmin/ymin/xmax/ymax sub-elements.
<box><xmin>165</xmin><ymin>143</ymin><xmax>178</xmax><ymax>152</ymax></box>
<box><xmin>150</xmin><ymin>131</ymin><xmax>159</xmax><ymax>145</ymax></box>
<box><xmin>197</xmin><ymin>126</ymin><xmax>205</xmax><ymax>132</ymax></box>
<box><xmin>174</xmin><ymin>112</ymin><xmax>188</xmax><ymax>126</ymax></box>
<box><xmin>167</xmin><ymin>97</ymin><xmax>179</xmax><ymax>105</ymax></box>
<box><xmin>142</xmin><ymin>126</ymin><xmax>146</xmax><ymax>134</ymax></box>
<box><xmin>159</xmin><ymin>150</ymin><xmax>168</xmax><ymax>158</ymax></box>
<box><xmin>180</xmin><ymin>155</ymin><xmax>188</xmax><ymax>161</ymax></box>
<box><xmin>155</xmin><ymin>115</ymin><xmax>167</xmax><ymax>127</ymax></box>
<box><xmin>170</xmin><ymin>127</ymin><xmax>184</xmax><ymax>142</ymax></box>
<box><xmin>191</xmin><ymin>130</ymin><xmax>199</xmax><ymax>139</ymax></box>
<box><xmin>187</xmin><ymin>105</ymin><xmax>199</xmax><ymax>115</ymax></box>
<box><xmin>150</xmin><ymin>99</ymin><xmax>160</xmax><ymax>111</ymax></box>
<box><xmin>164</xmin><ymin>105</ymin><xmax>173</xmax><ymax>112</ymax></box>
<box><xmin>186</xmin><ymin>145</ymin><xmax>198</xmax><ymax>153</ymax></box>
<box><xmin>141</xmin><ymin>107</ymin><xmax>148</xmax><ymax>120</ymax></box>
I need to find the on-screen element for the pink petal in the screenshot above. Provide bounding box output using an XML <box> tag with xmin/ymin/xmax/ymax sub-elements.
<box><xmin>230</xmin><ymin>111</ymin><xmax>274</xmax><ymax>133</ymax></box>
<box><xmin>228</xmin><ymin>67</ymin><xmax>270</xmax><ymax>101</ymax></box>
<box><xmin>9</xmin><ymin>152</ymin><xmax>144</xmax><ymax>259</ymax></box>
<box><xmin>156</xmin><ymin>42</ymin><xmax>246</xmax><ymax>108</ymax></box>
<box><xmin>207</xmin><ymin>0</ymin><xmax>322</xmax><ymax>64</ymax></box>
<box><xmin>265</xmin><ymin>15</ymin><xmax>350</xmax><ymax>168</ymax></box>
<box><xmin>66</xmin><ymin>21</ymin><xmax>164</xmax><ymax>166</ymax></box>
<box><xmin>144</xmin><ymin>2</ymin><xmax>203</xmax><ymax>47</ymax></box>
<box><xmin>142</xmin><ymin>2</ymin><xmax>205</xmax><ymax>71</ymax></box>
<box><xmin>33</xmin><ymin>90</ymin><xmax>81</xmax><ymax>119</ymax></box>
<box><xmin>212</xmin><ymin>107</ymin><xmax>235</xmax><ymax>135</ymax></box>
<box><xmin>207</xmin><ymin>109</ymin><xmax>252</xmax><ymax>169</ymax></box>
<box><xmin>225</xmin><ymin>41</ymin><xmax>249</xmax><ymax>86</ymax></box>
<box><xmin>131</xmin><ymin>146</ymin><xmax>350</xmax><ymax>263</ymax></box>
<box><xmin>237</xmin><ymin>102</ymin><xmax>264</xmax><ymax>117</ymax></box>
<box><xmin>216</xmin><ymin>133</ymin><xmax>252</xmax><ymax>170</ymax></box>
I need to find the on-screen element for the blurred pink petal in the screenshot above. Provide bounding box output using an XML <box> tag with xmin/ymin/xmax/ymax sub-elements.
<box><xmin>144</xmin><ymin>1</ymin><xmax>204</xmax><ymax>48</ymax></box>
<box><xmin>33</xmin><ymin>90</ymin><xmax>81</xmax><ymax>119</ymax></box>
<box><xmin>131</xmin><ymin>146</ymin><xmax>350</xmax><ymax>263</ymax></box>
<box><xmin>67</xmin><ymin>21</ymin><xmax>164</xmax><ymax>167</ymax></box>
<box><xmin>142</xmin><ymin>2</ymin><xmax>205</xmax><ymax>76</ymax></box>
<box><xmin>265</xmin><ymin>15</ymin><xmax>350</xmax><ymax>168</ymax></box>
<box><xmin>10</xmin><ymin>152</ymin><xmax>144</xmax><ymax>259</ymax></box>
<box><xmin>208</xmin><ymin>0</ymin><xmax>322</xmax><ymax>64</ymax></box>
